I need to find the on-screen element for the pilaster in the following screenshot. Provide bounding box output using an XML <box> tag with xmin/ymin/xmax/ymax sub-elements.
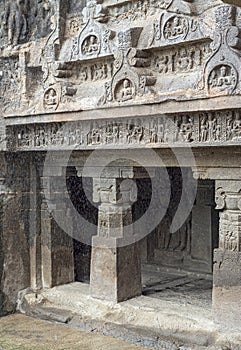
<box><xmin>213</xmin><ymin>179</ymin><xmax>241</xmax><ymax>330</ymax></box>
<box><xmin>40</xmin><ymin>172</ymin><xmax>74</xmax><ymax>289</ymax></box>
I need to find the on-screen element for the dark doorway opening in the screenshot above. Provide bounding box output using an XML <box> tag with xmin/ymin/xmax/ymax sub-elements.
<box><xmin>67</xmin><ymin>169</ymin><xmax>97</xmax><ymax>283</ymax></box>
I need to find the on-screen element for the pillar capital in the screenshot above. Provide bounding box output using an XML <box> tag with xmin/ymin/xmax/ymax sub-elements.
<box><xmin>215</xmin><ymin>180</ymin><xmax>241</xmax><ymax>211</ymax></box>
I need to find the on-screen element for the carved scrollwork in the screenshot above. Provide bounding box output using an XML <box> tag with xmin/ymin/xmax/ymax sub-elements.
<box><xmin>215</xmin><ymin>187</ymin><xmax>226</xmax><ymax>210</ymax></box>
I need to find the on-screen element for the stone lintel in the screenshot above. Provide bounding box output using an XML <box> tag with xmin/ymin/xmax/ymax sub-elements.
<box><xmin>77</xmin><ymin>164</ymin><xmax>154</xmax><ymax>179</ymax></box>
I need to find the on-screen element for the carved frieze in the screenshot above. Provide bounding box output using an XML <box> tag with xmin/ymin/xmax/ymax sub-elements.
<box><xmin>107</xmin><ymin>0</ymin><xmax>174</xmax><ymax>24</ymax></box>
<box><xmin>10</xmin><ymin>109</ymin><xmax>241</xmax><ymax>151</ymax></box>
<box><xmin>152</xmin><ymin>42</ymin><xmax>212</xmax><ymax>74</ymax></box>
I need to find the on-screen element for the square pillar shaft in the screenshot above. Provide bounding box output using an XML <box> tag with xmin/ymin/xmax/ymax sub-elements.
<box><xmin>90</xmin><ymin>237</ymin><xmax>141</xmax><ymax>303</ymax></box>
<box><xmin>89</xmin><ymin>167</ymin><xmax>142</xmax><ymax>303</ymax></box>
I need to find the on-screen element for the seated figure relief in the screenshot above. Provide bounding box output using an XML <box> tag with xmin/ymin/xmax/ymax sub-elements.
<box><xmin>208</xmin><ymin>65</ymin><xmax>237</xmax><ymax>92</ymax></box>
<box><xmin>82</xmin><ymin>35</ymin><xmax>100</xmax><ymax>56</ymax></box>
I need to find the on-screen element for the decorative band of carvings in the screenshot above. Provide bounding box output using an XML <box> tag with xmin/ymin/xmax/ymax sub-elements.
<box><xmin>9</xmin><ymin>109</ymin><xmax>241</xmax><ymax>151</ymax></box>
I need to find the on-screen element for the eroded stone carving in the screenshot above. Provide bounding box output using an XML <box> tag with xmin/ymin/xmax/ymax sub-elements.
<box><xmin>219</xmin><ymin>211</ymin><xmax>241</xmax><ymax>251</ymax></box>
<box><xmin>163</xmin><ymin>15</ymin><xmax>189</xmax><ymax>41</ymax></box>
<box><xmin>158</xmin><ymin>215</ymin><xmax>191</xmax><ymax>252</ymax></box>
<box><xmin>152</xmin><ymin>42</ymin><xmax>212</xmax><ymax>74</ymax></box>
<box><xmin>11</xmin><ymin>109</ymin><xmax>241</xmax><ymax>151</ymax></box>
<box><xmin>43</xmin><ymin>87</ymin><xmax>59</xmax><ymax>111</ymax></box>
<box><xmin>204</xmin><ymin>5</ymin><xmax>241</xmax><ymax>95</ymax></box>
<box><xmin>71</xmin><ymin>0</ymin><xmax>113</xmax><ymax>60</ymax></box>
<box><xmin>107</xmin><ymin>0</ymin><xmax>173</xmax><ymax>24</ymax></box>
<box><xmin>208</xmin><ymin>64</ymin><xmax>238</xmax><ymax>93</ymax></box>
<box><xmin>1</xmin><ymin>1</ymin><xmax>241</xmax><ymax>116</ymax></box>
<box><xmin>219</xmin><ymin>212</ymin><xmax>239</xmax><ymax>251</ymax></box>
<box><xmin>100</xmin><ymin>28</ymin><xmax>156</xmax><ymax>104</ymax></box>
<box><xmin>2</xmin><ymin>0</ymin><xmax>29</xmax><ymax>46</ymax></box>
<box><xmin>175</xmin><ymin>115</ymin><xmax>194</xmax><ymax>142</ymax></box>
<box><xmin>0</xmin><ymin>57</ymin><xmax>20</xmax><ymax>112</ymax></box>
<box><xmin>215</xmin><ymin>187</ymin><xmax>226</xmax><ymax>210</ymax></box>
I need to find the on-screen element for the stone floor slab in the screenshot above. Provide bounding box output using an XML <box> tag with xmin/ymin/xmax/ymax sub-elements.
<box><xmin>0</xmin><ymin>314</ymin><xmax>155</xmax><ymax>350</ymax></box>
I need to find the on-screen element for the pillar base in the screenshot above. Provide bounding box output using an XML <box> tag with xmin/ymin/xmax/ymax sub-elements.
<box><xmin>213</xmin><ymin>249</ymin><xmax>241</xmax><ymax>331</ymax></box>
<box><xmin>90</xmin><ymin>237</ymin><xmax>142</xmax><ymax>303</ymax></box>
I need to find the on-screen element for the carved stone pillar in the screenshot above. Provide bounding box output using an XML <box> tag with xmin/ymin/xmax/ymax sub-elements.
<box><xmin>40</xmin><ymin>174</ymin><xmax>74</xmax><ymax>288</ymax></box>
<box><xmin>90</xmin><ymin>167</ymin><xmax>142</xmax><ymax>303</ymax></box>
<box><xmin>213</xmin><ymin>180</ymin><xmax>241</xmax><ymax>330</ymax></box>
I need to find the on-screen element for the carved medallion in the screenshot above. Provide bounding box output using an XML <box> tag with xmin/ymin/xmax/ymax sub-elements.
<box><xmin>43</xmin><ymin>87</ymin><xmax>59</xmax><ymax>111</ymax></box>
<box><xmin>81</xmin><ymin>35</ymin><xmax>100</xmax><ymax>56</ymax></box>
<box><xmin>114</xmin><ymin>79</ymin><xmax>135</xmax><ymax>102</ymax></box>
<box><xmin>208</xmin><ymin>64</ymin><xmax>238</xmax><ymax>94</ymax></box>
<box><xmin>163</xmin><ymin>16</ymin><xmax>189</xmax><ymax>41</ymax></box>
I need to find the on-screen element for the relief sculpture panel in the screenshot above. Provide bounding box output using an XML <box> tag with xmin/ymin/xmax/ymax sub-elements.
<box><xmin>10</xmin><ymin>109</ymin><xmax>241</xmax><ymax>151</ymax></box>
<box><xmin>0</xmin><ymin>1</ymin><xmax>241</xmax><ymax>119</ymax></box>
